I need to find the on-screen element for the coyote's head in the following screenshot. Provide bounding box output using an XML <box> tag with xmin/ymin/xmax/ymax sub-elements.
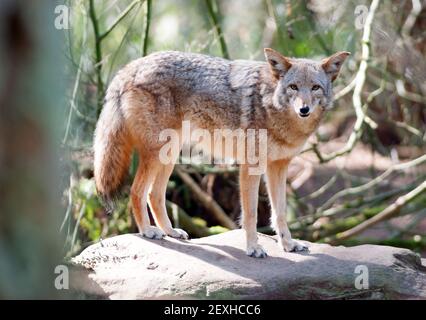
<box><xmin>264</xmin><ymin>48</ymin><xmax>350</xmax><ymax>118</ymax></box>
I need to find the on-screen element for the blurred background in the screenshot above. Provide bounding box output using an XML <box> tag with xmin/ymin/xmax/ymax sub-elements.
<box><xmin>0</xmin><ymin>0</ymin><xmax>425</xmax><ymax>298</ymax></box>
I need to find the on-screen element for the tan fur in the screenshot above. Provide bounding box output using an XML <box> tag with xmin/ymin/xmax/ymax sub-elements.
<box><xmin>93</xmin><ymin>49</ymin><xmax>349</xmax><ymax>256</ymax></box>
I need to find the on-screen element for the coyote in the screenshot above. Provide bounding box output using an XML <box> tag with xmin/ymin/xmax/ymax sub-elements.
<box><xmin>94</xmin><ymin>49</ymin><xmax>349</xmax><ymax>258</ymax></box>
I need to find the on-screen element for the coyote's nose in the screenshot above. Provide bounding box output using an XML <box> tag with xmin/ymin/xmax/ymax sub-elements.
<box><xmin>299</xmin><ymin>105</ymin><xmax>310</xmax><ymax>117</ymax></box>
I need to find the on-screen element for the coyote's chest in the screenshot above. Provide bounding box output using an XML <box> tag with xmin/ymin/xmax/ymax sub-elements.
<box><xmin>265</xmin><ymin>108</ymin><xmax>323</xmax><ymax>161</ymax></box>
<box><xmin>266</xmin><ymin>137</ymin><xmax>307</xmax><ymax>162</ymax></box>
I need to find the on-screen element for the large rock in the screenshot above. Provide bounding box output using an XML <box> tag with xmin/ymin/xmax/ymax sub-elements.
<box><xmin>70</xmin><ymin>230</ymin><xmax>426</xmax><ymax>299</ymax></box>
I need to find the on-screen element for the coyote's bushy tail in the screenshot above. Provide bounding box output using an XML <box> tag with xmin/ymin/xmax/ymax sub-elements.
<box><xmin>94</xmin><ymin>86</ymin><xmax>133</xmax><ymax>211</ymax></box>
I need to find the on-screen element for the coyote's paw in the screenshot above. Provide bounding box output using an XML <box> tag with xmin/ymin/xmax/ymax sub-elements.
<box><xmin>282</xmin><ymin>239</ymin><xmax>309</xmax><ymax>253</ymax></box>
<box><xmin>246</xmin><ymin>244</ymin><xmax>268</xmax><ymax>258</ymax></box>
<box><xmin>166</xmin><ymin>228</ymin><xmax>189</xmax><ymax>240</ymax></box>
<box><xmin>141</xmin><ymin>226</ymin><xmax>166</xmax><ymax>240</ymax></box>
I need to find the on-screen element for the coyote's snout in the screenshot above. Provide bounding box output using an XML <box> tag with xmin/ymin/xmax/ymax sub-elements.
<box><xmin>94</xmin><ymin>48</ymin><xmax>349</xmax><ymax>257</ymax></box>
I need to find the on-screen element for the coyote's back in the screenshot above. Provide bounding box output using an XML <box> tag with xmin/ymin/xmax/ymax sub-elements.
<box><xmin>94</xmin><ymin>51</ymin><xmax>271</xmax><ymax>202</ymax></box>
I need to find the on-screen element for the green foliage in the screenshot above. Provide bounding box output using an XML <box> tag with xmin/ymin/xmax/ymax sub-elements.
<box><xmin>65</xmin><ymin>178</ymin><xmax>132</xmax><ymax>256</ymax></box>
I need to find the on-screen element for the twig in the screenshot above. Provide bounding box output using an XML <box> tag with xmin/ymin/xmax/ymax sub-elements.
<box><xmin>174</xmin><ymin>166</ymin><xmax>237</xmax><ymax>229</ymax></box>
<box><xmin>401</xmin><ymin>0</ymin><xmax>422</xmax><ymax>38</ymax></box>
<box><xmin>312</xmin><ymin>0</ymin><xmax>380</xmax><ymax>163</ymax></box>
<box><xmin>336</xmin><ymin>80</ymin><xmax>383</xmax><ymax>153</ymax></box>
<box><xmin>70</xmin><ymin>202</ymin><xmax>86</xmax><ymax>253</ymax></box>
<box><xmin>394</xmin><ymin>120</ymin><xmax>425</xmax><ymax>141</ymax></box>
<box><xmin>61</xmin><ymin>178</ymin><xmax>74</xmax><ymax>233</ymax></box>
<box><xmin>391</xmin><ymin>208</ymin><xmax>426</xmax><ymax>238</ymax></box>
<box><xmin>89</xmin><ymin>0</ymin><xmax>104</xmax><ymax>116</ymax></box>
<box><xmin>142</xmin><ymin>0</ymin><xmax>152</xmax><ymax>56</ymax></box>
<box><xmin>99</xmin><ymin>0</ymin><xmax>143</xmax><ymax>41</ymax></box>
<box><xmin>61</xmin><ymin>175</ymin><xmax>77</xmax><ymax>252</ymax></box>
<box><xmin>333</xmin><ymin>76</ymin><xmax>356</xmax><ymax>101</ymax></box>
<box><xmin>320</xmin><ymin>177</ymin><xmax>423</xmax><ymax>218</ymax></box>
<box><xmin>312</xmin><ymin>82</ymin><xmax>383</xmax><ymax>163</ymax></box>
<box><xmin>293</xmin><ymin>182</ymin><xmax>426</xmax><ymax>241</ymax></box>
<box><xmin>292</xmin><ymin>174</ymin><xmax>426</xmax><ymax>227</ymax></box>
<box><xmin>184</xmin><ymin>164</ymin><xmax>239</xmax><ymax>175</ymax></box>
<box><xmin>204</xmin><ymin>0</ymin><xmax>230</xmax><ymax>59</ymax></box>
<box><xmin>335</xmin><ymin>181</ymin><xmax>426</xmax><ymax>241</ymax></box>
<box><xmin>89</xmin><ymin>0</ymin><xmax>143</xmax><ymax>116</ymax></box>
<box><xmin>106</xmin><ymin>4</ymin><xmax>142</xmax><ymax>83</ymax></box>
<box><xmin>63</xmin><ymin>47</ymin><xmax>83</xmax><ymax>145</ymax></box>
<box><xmin>63</xmin><ymin>13</ymin><xmax>94</xmax><ymax>145</ymax></box>
<box><xmin>299</xmin><ymin>171</ymin><xmax>340</xmax><ymax>201</ymax></box>
<box><xmin>318</xmin><ymin>153</ymin><xmax>426</xmax><ymax>211</ymax></box>
<box><xmin>165</xmin><ymin>201</ymin><xmax>222</xmax><ymax>238</ymax></box>
<box><xmin>368</xmin><ymin>72</ymin><xmax>426</xmax><ymax>104</ymax></box>
<box><xmin>395</xmin><ymin>79</ymin><xmax>426</xmax><ymax>104</ymax></box>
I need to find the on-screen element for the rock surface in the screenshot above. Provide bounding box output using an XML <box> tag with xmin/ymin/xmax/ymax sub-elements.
<box><xmin>70</xmin><ymin>230</ymin><xmax>426</xmax><ymax>299</ymax></box>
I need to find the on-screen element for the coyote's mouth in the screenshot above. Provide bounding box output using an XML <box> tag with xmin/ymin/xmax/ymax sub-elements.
<box><xmin>299</xmin><ymin>113</ymin><xmax>310</xmax><ymax>118</ymax></box>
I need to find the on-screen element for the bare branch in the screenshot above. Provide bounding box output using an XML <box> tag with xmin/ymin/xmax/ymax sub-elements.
<box><xmin>99</xmin><ymin>0</ymin><xmax>143</xmax><ymax>41</ymax></box>
<box><xmin>318</xmin><ymin>153</ymin><xmax>426</xmax><ymax>211</ymax></box>
<box><xmin>312</xmin><ymin>0</ymin><xmax>381</xmax><ymax>163</ymax></box>
<box><xmin>333</xmin><ymin>76</ymin><xmax>356</xmax><ymax>101</ymax></box>
<box><xmin>335</xmin><ymin>181</ymin><xmax>426</xmax><ymax>241</ymax></box>
<box><xmin>401</xmin><ymin>0</ymin><xmax>422</xmax><ymax>38</ymax></box>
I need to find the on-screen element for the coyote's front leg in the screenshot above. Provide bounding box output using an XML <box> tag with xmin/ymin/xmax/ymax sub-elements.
<box><xmin>240</xmin><ymin>164</ymin><xmax>266</xmax><ymax>258</ymax></box>
<box><xmin>266</xmin><ymin>160</ymin><xmax>308</xmax><ymax>252</ymax></box>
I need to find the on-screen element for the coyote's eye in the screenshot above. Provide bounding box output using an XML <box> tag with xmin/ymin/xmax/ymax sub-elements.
<box><xmin>312</xmin><ymin>85</ymin><xmax>321</xmax><ymax>91</ymax></box>
<box><xmin>289</xmin><ymin>84</ymin><xmax>298</xmax><ymax>91</ymax></box>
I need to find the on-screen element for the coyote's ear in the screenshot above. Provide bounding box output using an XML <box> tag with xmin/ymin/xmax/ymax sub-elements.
<box><xmin>321</xmin><ymin>51</ymin><xmax>350</xmax><ymax>82</ymax></box>
<box><xmin>264</xmin><ymin>48</ymin><xmax>292</xmax><ymax>79</ymax></box>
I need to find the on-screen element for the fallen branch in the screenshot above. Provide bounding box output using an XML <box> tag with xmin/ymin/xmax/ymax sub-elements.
<box><xmin>318</xmin><ymin>153</ymin><xmax>426</xmax><ymax>211</ymax></box>
<box><xmin>335</xmin><ymin>181</ymin><xmax>426</xmax><ymax>241</ymax></box>
<box><xmin>165</xmin><ymin>200</ymin><xmax>221</xmax><ymax>238</ymax></box>
<box><xmin>174</xmin><ymin>166</ymin><xmax>237</xmax><ymax>229</ymax></box>
<box><xmin>292</xmin><ymin>174</ymin><xmax>426</xmax><ymax>228</ymax></box>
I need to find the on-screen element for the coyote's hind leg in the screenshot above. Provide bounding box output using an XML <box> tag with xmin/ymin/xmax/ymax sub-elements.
<box><xmin>131</xmin><ymin>154</ymin><xmax>165</xmax><ymax>240</ymax></box>
<box><xmin>148</xmin><ymin>163</ymin><xmax>188</xmax><ymax>239</ymax></box>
